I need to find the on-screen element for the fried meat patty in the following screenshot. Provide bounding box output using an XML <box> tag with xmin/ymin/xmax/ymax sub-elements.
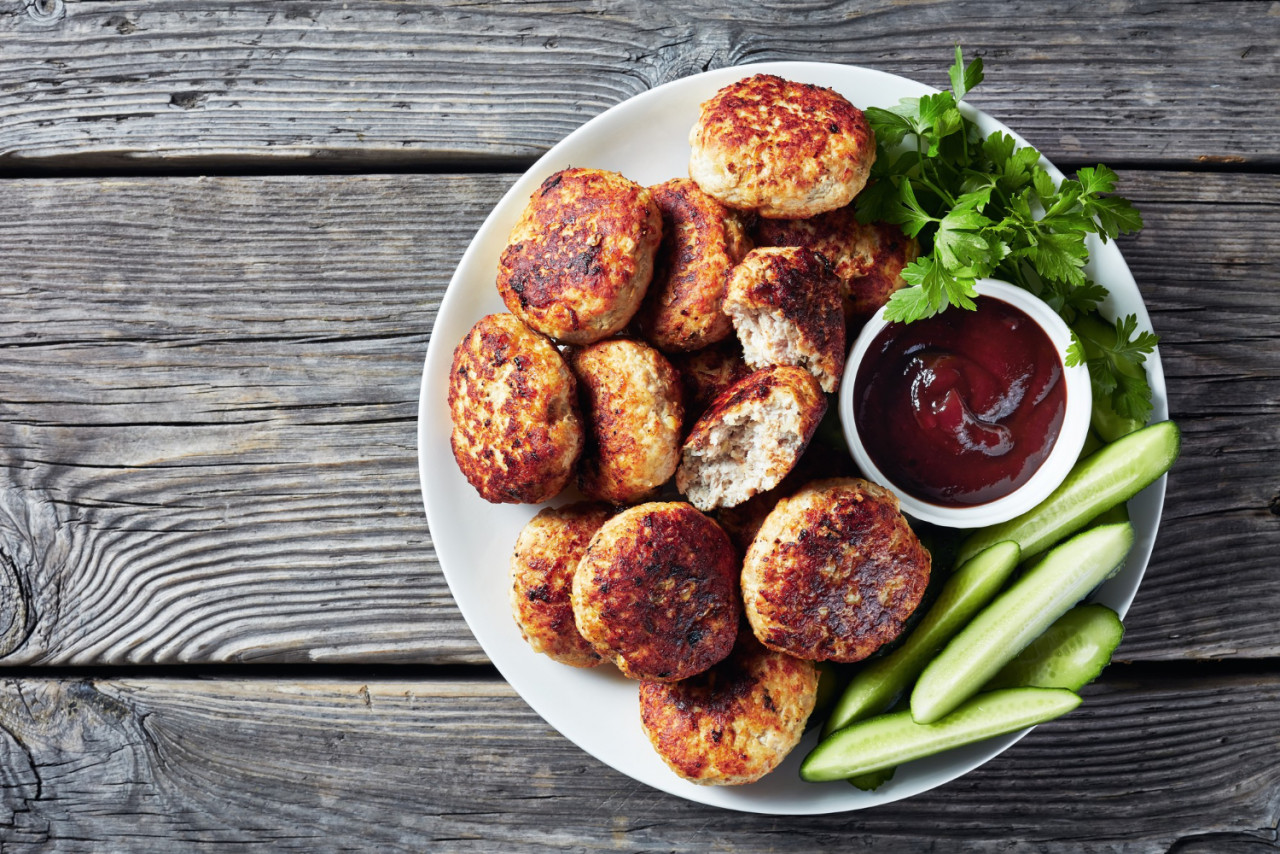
<box><xmin>509</xmin><ymin>502</ymin><xmax>614</xmax><ymax>668</ymax></box>
<box><xmin>724</xmin><ymin>246</ymin><xmax>845</xmax><ymax>393</ymax></box>
<box><xmin>742</xmin><ymin>478</ymin><xmax>931</xmax><ymax>663</ymax></box>
<box><xmin>572</xmin><ymin>502</ymin><xmax>739</xmax><ymax>681</ymax></box>
<box><xmin>639</xmin><ymin>628</ymin><xmax>818</xmax><ymax>786</ymax></box>
<box><xmin>753</xmin><ymin>208</ymin><xmax>917</xmax><ymax>329</ymax></box>
<box><xmin>676</xmin><ymin>365</ymin><xmax>826</xmax><ymax>512</ymax></box>
<box><xmin>497</xmin><ymin>168</ymin><xmax>662</xmax><ymax>344</ymax></box>
<box><xmin>448</xmin><ymin>313</ymin><xmax>583</xmax><ymax>504</ymax></box>
<box><xmin>689</xmin><ymin>74</ymin><xmax>875</xmax><ymax>219</ymax></box>
<box><xmin>569</xmin><ymin>338</ymin><xmax>683</xmax><ymax>505</ymax></box>
<box><xmin>635</xmin><ymin>178</ymin><xmax>752</xmax><ymax>352</ymax></box>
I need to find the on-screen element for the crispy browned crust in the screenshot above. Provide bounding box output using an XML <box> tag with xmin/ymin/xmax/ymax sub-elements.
<box><xmin>568</xmin><ymin>338</ymin><xmax>684</xmax><ymax>505</ymax></box>
<box><xmin>497</xmin><ymin>168</ymin><xmax>663</xmax><ymax>344</ymax></box>
<box><xmin>510</xmin><ymin>502</ymin><xmax>614</xmax><ymax>668</ymax></box>
<box><xmin>639</xmin><ymin>628</ymin><xmax>818</xmax><ymax>785</ymax></box>
<box><xmin>692</xmin><ymin>364</ymin><xmax>826</xmax><ymax>442</ymax></box>
<box><xmin>572</xmin><ymin>502</ymin><xmax>740</xmax><ymax>682</ymax></box>
<box><xmin>689</xmin><ymin>74</ymin><xmax>875</xmax><ymax>219</ymax></box>
<box><xmin>669</xmin><ymin>338</ymin><xmax>753</xmax><ymax>428</ymax></box>
<box><xmin>742</xmin><ymin>477</ymin><xmax>931</xmax><ymax>663</ymax></box>
<box><xmin>447</xmin><ymin>314</ymin><xmax>583</xmax><ymax>504</ymax></box>
<box><xmin>724</xmin><ymin>246</ymin><xmax>845</xmax><ymax>393</ymax></box>
<box><xmin>635</xmin><ymin>178</ymin><xmax>753</xmax><ymax>352</ymax></box>
<box><xmin>753</xmin><ymin>209</ymin><xmax>917</xmax><ymax>329</ymax></box>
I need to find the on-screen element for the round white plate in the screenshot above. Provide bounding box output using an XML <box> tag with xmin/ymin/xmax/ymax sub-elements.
<box><xmin>418</xmin><ymin>62</ymin><xmax>1168</xmax><ymax>814</ymax></box>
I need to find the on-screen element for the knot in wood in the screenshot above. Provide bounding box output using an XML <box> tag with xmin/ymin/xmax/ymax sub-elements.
<box><xmin>24</xmin><ymin>0</ymin><xmax>65</xmax><ymax>25</ymax></box>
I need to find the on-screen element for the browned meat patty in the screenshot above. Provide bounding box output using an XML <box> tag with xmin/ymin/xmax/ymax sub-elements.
<box><xmin>635</xmin><ymin>178</ymin><xmax>752</xmax><ymax>352</ymax></box>
<box><xmin>676</xmin><ymin>365</ymin><xmax>826</xmax><ymax>512</ymax></box>
<box><xmin>724</xmin><ymin>246</ymin><xmax>846</xmax><ymax>393</ymax></box>
<box><xmin>568</xmin><ymin>338</ymin><xmax>683</xmax><ymax>505</ymax></box>
<box><xmin>689</xmin><ymin>74</ymin><xmax>875</xmax><ymax>219</ymax></box>
<box><xmin>639</xmin><ymin>627</ymin><xmax>818</xmax><ymax>786</ymax></box>
<box><xmin>497</xmin><ymin>167</ymin><xmax>662</xmax><ymax>345</ymax></box>
<box><xmin>572</xmin><ymin>502</ymin><xmax>739</xmax><ymax>681</ymax></box>
<box><xmin>742</xmin><ymin>477</ymin><xmax>931</xmax><ymax>663</ymax></box>
<box><xmin>509</xmin><ymin>502</ymin><xmax>614</xmax><ymax>668</ymax></box>
<box><xmin>448</xmin><ymin>313</ymin><xmax>583</xmax><ymax>504</ymax></box>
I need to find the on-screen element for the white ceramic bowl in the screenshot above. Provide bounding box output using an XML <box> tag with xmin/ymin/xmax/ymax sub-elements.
<box><xmin>839</xmin><ymin>278</ymin><xmax>1093</xmax><ymax>528</ymax></box>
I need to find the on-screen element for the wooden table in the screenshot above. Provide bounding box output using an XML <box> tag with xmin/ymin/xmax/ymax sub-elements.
<box><xmin>1</xmin><ymin>1</ymin><xmax>1277</xmax><ymax>849</ymax></box>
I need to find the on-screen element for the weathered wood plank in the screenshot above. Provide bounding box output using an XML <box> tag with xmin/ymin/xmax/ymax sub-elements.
<box><xmin>0</xmin><ymin>173</ymin><xmax>499</xmax><ymax>665</ymax></box>
<box><xmin>0</xmin><ymin>673</ymin><xmax>1275</xmax><ymax>851</ymax></box>
<box><xmin>0</xmin><ymin>0</ymin><xmax>1276</xmax><ymax>170</ymax></box>
<box><xmin>0</xmin><ymin>171</ymin><xmax>1275</xmax><ymax>665</ymax></box>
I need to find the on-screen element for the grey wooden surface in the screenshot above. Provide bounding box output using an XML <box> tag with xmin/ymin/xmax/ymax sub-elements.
<box><xmin>0</xmin><ymin>0</ymin><xmax>1278</xmax><ymax>851</ymax></box>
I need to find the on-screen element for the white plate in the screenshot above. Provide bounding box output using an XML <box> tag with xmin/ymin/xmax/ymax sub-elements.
<box><xmin>418</xmin><ymin>62</ymin><xmax>1168</xmax><ymax>814</ymax></box>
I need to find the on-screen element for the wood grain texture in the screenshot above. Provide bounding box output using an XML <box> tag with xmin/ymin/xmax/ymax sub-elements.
<box><xmin>0</xmin><ymin>173</ymin><xmax>501</xmax><ymax>665</ymax></box>
<box><xmin>0</xmin><ymin>0</ymin><xmax>1276</xmax><ymax>171</ymax></box>
<box><xmin>0</xmin><ymin>673</ymin><xmax>1274</xmax><ymax>851</ymax></box>
<box><xmin>0</xmin><ymin>170</ymin><xmax>1276</xmax><ymax>665</ymax></box>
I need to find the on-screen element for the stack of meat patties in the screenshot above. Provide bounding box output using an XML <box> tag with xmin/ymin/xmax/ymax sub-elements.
<box><xmin>447</xmin><ymin>74</ymin><xmax>931</xmax><ymax>786</ymax></box>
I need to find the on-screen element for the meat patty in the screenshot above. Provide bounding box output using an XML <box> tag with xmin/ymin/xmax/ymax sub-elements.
<box><xmin>724</xmin><ymin>246</ymin><xmax>846</xmax><ymax>393</ymax></box>
<box><xmin>448</xmin><ymin>313</ymin><xmax>583</xmax><ymax>504</ymax></box>
<box><xmin>497</xmin><ymin>168</ymin><xmax>663</xmax><ymax>345</ymax></box>
<box><xmin>753</xmin><ymin>208</ymin><xmax>918</xmax><ymax>330</ymax></box>
<box><xmin>635</xmin><ymin>178</ymin><xmax>752</xmax><ymax>352</ymax></box>
<box><xmin>509</xmin><ymin>502</ymin><xmax>614</xmax><ymax>668</ymax></box>
<box><xmin>572</xmin><ymin>502</ymin><xmax>739</xmax><ymax>681</ymax></box>
<box><xmin>742</xmin><ymin>477</ymin><xmax>931</xmax><ymax>663</ymax></box>
<box><xmin>676</xmin><ymin>365</ymin><xmax>827</xmax><ymax>512</ymax></box>
<box><xmin>639</xmin><ymin>627</ymin><xmax>818</xmax><ymax>786</ymax></box>
<box><xmin>569</xmin><ymin>338</ymin><xmax>683</xmax><ymax>505</ymax></box>
<box><xmin>689</xmin><ymin>74</ymin><xmax>876</xmax><ymax>219</ymax></box>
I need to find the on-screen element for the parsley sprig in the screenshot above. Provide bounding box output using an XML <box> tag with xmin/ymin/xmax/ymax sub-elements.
<box><xmin>855</xmin><ymin>47</ymin><xmax>1157</xmax><ymax>428</ymax></box>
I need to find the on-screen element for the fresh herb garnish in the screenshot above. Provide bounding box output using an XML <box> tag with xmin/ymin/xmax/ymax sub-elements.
<box><xmin>856</xmin><ymin>46</ymin><xmax>1157</xmax><ymax>428</ymax></box>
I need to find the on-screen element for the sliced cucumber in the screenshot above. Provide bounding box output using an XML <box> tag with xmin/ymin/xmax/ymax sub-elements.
<box><xmin>801</xmin><ymin>687</ymin><xmax>1081</xmax><ymax>782</ymax></box>
<box><xmin>821</xmin><ymin>541</ymin><xmax>1021</xmax><ymax>736</ymax></box>
<box><xmin>986</xmin><ymin>604</ymin><xmax>1125</xmax><ymax>691</ymax></box>
<box><xmin>956</xmin><ymin>420</ymin><xmax>1178</xmax><ymax>566</ymax></box>
<box><xmin>912</xmin><ymin>522</ymin><xmax>1133</xmax><ymax>724</ymax></box>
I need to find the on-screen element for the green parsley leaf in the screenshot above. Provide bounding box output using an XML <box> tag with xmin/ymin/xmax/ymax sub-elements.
<box><xmin>893</xmin><ymin>178</ymin><xmax>939</xmax><ymax>239</ymax></box>
<box><xmin>948</xmin><ymin>45</ymin><xmax>985</xmax><ymax>102</ymax></box>
<box><xmin>864</xmin><ymin>106</ymin><xmax>916</xmax><ymax>147</ymax></box>
<box><xmin>866</xmin><ymin>48</ymin><xmax>1156</xmax><ymax>422</ymax></box>
<box><xmin>933</xmin><ymin>199</ymin><xmax>996</xmax><ymax>270</ymax></box>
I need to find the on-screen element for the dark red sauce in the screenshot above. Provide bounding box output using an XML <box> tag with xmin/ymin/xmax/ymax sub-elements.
<box><xmin>854</xmin><ymin>296</ymin><xmax>1066</xmax><ymax>507</ymax></box>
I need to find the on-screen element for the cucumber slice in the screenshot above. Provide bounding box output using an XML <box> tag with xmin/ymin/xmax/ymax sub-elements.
<box><xmin>912</xmin><ymin>522</ymin><xmax>1133</xmax><ymax>724</ymax></box>
<box><xmin>986</xmin><ymin>604</ymin><xmax>1124</xmax><ymax>691</ymax></box>
<box><xmin>956</xmin><ymin>420</ymin><xmax>1178</xmax><ymax>566</ymax></box>
<box><xmin>801</xmin><ymin>687</ymin><xmax>1081</xmax><ymax>782</ymax></box>
<box><xmin>821</xmin><ymin>541</ymin><xmax>1021</xmax><ymax>736</ymax></box>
